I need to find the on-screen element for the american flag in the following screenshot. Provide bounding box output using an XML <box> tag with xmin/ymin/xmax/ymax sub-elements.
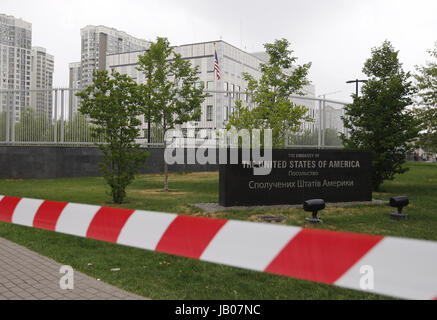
<box><xmin>214</xmin><ymin>50</ymin><xmax>221</xmax><ymax>80</ymax></box>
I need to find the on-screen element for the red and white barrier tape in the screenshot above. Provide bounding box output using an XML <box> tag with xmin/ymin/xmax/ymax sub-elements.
<box><xmin>0</xmin><ymin>195</ymin><xmax>436</xmax><ymax>300</ymax></box>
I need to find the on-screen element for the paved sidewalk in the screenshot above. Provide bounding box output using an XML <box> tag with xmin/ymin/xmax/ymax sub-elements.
<box><xmin>0</xmin><ymin>237</ymin><xmax>148</xmax><ymax>300</ymax></box>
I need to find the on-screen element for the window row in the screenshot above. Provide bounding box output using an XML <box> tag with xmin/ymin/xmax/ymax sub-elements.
<box><xmin>193</xmin><ymin>105</ymin><xmax>234</xmax><ymax>122</ymax></box>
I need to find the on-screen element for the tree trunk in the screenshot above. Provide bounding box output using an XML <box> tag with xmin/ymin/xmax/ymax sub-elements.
<box><xmin>163</xmin><ymin>116</ymin><xmax>169</xmax><ymax>192</ymax></box>
<box><xmin>164</xmin><ymin>160</ymin><xmax>169</xmax><ymax>192</ymax></box>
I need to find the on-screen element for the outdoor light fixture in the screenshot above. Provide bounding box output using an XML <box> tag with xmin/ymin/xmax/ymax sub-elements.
<box><xmin>346</xmin><ymin>79</ymin><xmax>368</xmax><ymax>97</ymax></box>
<box><xmin>304</xmin><ymin>199</ymin><xmax>326</xmax><ymax>224</ymax></box>
<box><xmin>389</xmin><ymin>196</ymin><xmax>409</xmax><ymax>220</ymax></box>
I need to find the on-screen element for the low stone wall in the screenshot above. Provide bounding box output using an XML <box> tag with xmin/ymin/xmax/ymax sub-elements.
<box><xmin>0</xmin><ymin>146</ymin><xmax>218</xmax><ymax>179</ymax></box>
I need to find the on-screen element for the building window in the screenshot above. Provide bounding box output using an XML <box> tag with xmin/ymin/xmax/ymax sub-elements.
<box><xmin>193</xmin><ymin>58</ymin><xmax>201</xmax><ymax>72</ymax></box>
<box><xmin>207</xmin><ymin>57</ymin><xmax>214</xmax><ymax>72</ymax></box>
<box><xmin>207</xmin><ymin>81</ymin><xmax>214</xmax><ymax>91</ymax></box>
<box><xmin>207</xmin><ymin>105</ymin><xmax>213</xmax><ymax>122</ymax></box>
<box><xmin>224</xmin><ymin>82</ymin><xmax>228</xmax><ymax>96</ymax></box>
<box><xmin>225</xmin><ymin>106</ymin><xmax>229</xmax><ymax>121</ymax></box>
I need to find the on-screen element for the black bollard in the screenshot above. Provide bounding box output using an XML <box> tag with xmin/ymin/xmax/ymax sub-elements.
<box><xmin>304</xmin><ymin>199</ymin><xmax>325</xmax><ymax>224</ymax></box>
<box><xmin>389</xmin><ymin>196</ymin><xmax>409</xmax><ymax>220</ymax></box>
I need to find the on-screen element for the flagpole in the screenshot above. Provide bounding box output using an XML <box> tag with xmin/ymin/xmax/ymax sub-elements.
<box><xmin>214</xmin><ymin>42</ymin><xmax>218</xmax><ymax>132</ymax></box>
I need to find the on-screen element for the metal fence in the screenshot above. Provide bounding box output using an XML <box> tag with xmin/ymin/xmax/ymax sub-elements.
<box><xmin>0</xmin><ymin>88</ymin><xmax>349</xmax><ymax>148</ymax></box>
<box><xmin>286</xmin><ymin>96</ymin><xmax>349</xmax><ymax>149</ymax></box>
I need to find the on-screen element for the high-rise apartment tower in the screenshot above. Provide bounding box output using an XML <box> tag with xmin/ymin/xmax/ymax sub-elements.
<box><xmin>30</xmin><ymin>46</ymin><xmax>54</xmax><ymax>118</ymax></box>
<box><xmin>0</xmin><ymin>13</ymin><xmax>32</xmax><ymax>121</ymax></box>
<box><xmin>79</xmin><ymin>25</ymin><xmax>149</xmax><ymax>89</ymax></box>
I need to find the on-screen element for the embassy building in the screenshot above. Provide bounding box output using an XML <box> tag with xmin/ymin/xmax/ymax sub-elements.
<box><xmin>105</xmin><ymin>39</ymin><xmax>317</xmax><ymax>132</ymax></box>
<box><xmin>69</xmin><ymin>25</ymin><xmax>317</xmax><ymax>133</ymax></box>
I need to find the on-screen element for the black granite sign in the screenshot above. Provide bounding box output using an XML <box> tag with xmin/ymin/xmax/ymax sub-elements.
<box><xmin>219</xmin><ymin>149</ymin><xmax>372</xmax><ymax>207</ymax></box>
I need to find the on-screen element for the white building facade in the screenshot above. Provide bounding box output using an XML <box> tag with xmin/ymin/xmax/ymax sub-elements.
<box><xmin>0</xmin><ymin>13</ymin><xmax>32</xmax><ymax>121</ymax></box>
<box><xmin>106</xmin><ymin>40</ymin><xmax>317</xmax><ymax>132</ymax></box>
<box><xmin>324</xmin><ymin>104</ymin><xmax>345</xmax><ymax>132</ymax></box>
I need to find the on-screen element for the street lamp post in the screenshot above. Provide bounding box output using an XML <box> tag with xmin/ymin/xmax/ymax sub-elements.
<box><xmin>346</xmin><ymin>79</ymin><xmax>368</xmax><ymax>97</ymax></box>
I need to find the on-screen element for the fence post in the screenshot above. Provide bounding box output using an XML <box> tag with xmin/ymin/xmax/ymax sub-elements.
<box><xmin>60</xmin><ymin>89</ymin><xmax>64</xmax><ymax>143</ymax></box>
<box><xmin>54</xmin><ymin>89</ymin><xmax>58</xmax><ymax>143</ymax></box>
<box><xmin>321</xmin><ymin>99</ymin><xmax>326</xmax><ymax>148</ymax></box>
<box><xmin>5</xmin><ymin>92</ymin><xmax>10</xmax><ymax>143</ymax></box>
<box><xmin>318</xmin><ymin>99</ymin><xmax>322</xmax><ymax>149</ymax></box>
<box><xmin>11</xmin><ymin>92</ymin><xmax>15</xmax><ymax>143</ymax></box>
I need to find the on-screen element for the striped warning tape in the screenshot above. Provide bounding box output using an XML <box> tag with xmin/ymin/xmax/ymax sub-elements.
<box><xmin>0</xmin><ymin>195</ymin><xmax>436</xmax><ymax>300</ymax></box>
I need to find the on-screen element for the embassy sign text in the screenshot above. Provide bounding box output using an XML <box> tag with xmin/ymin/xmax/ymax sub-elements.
<box><xmin>219</xmin><ymin>149</ymin><xmax>372</xmax><ymax>207</ymax></box>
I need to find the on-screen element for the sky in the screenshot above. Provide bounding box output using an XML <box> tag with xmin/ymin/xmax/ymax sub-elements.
<box><xmin>2</xmin><ymin>0</ymin><xmax>436</xmax><ymax>102</ymax></box>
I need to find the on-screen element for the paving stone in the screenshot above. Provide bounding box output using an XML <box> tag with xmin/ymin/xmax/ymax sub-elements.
<box><xmin>0</xmin><ymin>237</ymin><xmax>148</xmax><ymax>300</ymax></box>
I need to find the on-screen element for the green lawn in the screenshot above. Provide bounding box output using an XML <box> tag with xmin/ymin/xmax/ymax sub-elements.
<box><xmin>0</xmin><ymin>162</ymin><xmax>436</xmax><ymax>299</ymax></box>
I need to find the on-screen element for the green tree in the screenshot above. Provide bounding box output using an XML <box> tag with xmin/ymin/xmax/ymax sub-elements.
<box><xmin>414</xmin><ymin>43</ymin><xmax>437</xmax><ymax>152</ymax></box>
<box><xmin>77</xmin><ymin>69</ymin><xmax>149</xmax><ymax>203</ymax></box>
<box><xmin>341</xmin><ymin>40</ymin><xmax>420</xmax><ymax>191</ymax></box>
<box><xmin>136</xmin><ymin>37</ymin><xmax>206</xmax><ymax>192</ymax></box>
<box><xmin>226</xmin><ymin>38</ymin><xmax>312</xmax><ymax>148</ymax></box>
